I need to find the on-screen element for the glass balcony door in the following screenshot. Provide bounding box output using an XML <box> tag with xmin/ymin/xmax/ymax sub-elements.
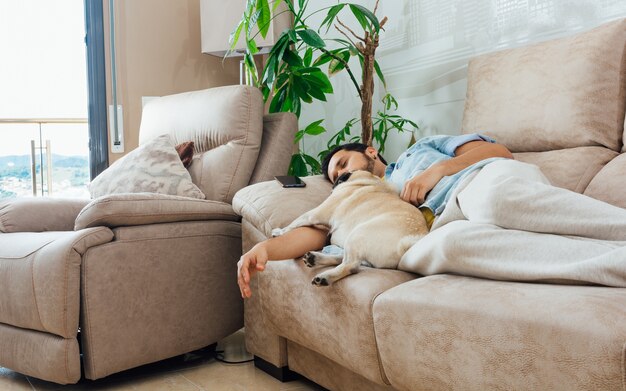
<box><xmin>0</xmin><ymin>119</ymin><xmax>89</xmax><ymax>199</ymax></box>
<box><xmin>0</xmin><ymin>122</ymin><xmax>38</xmax><ymax>198</ymax></box>
<box><xmin>0</xmin><ymin>1</ymin><xmax>90</xmax><ymax>199</ymax></box>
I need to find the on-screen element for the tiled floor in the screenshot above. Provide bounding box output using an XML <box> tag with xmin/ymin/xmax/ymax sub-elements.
<box><xmin>0</xmin><ymin>330</ymin><xmax>326</xmax><ymax>391</ymax></box>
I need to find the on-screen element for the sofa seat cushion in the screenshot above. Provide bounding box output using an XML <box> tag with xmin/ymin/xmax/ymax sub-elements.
<box><xmin>373</xmin><ymin>275</ymin><xmax>626</xmax><ymax>391</ymax></box>
<box><xmin>257</xmin><ymin>259</ymin><xmax>415</xmax><ymax>386</ymax></box>
<box><xmin>0</xmin><ymin>228</ymin><xmax>114</xmax><ymax>338</ymax></box>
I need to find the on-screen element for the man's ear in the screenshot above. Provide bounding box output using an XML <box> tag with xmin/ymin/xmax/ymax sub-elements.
<box><xmin>365</xmin><ymin>146</ymin><xmax>378</xmax><ymax>160</ymax></box>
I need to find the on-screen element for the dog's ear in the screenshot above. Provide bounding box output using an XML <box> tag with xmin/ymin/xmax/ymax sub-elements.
<box><xmin>333</xmin><ymin>171</ymin><xmax>353</xmax><ymax>189</ymax></box>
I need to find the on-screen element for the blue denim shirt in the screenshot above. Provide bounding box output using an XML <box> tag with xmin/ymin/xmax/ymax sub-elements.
<box><xmin>385</xmin><ymin>133</ymin><xmax>504</xmax><ymax>215</ymax></box>
<box><xmin>321</xmin><ymin>133</ymin><xmax>505</xmax><ymax>255</ymax></box>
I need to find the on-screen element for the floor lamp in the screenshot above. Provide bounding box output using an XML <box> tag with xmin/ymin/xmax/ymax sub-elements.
<box><xmin>199</xmin><ymin>0</ymin><xmax>291</xmax><ymax>85</ymax></box>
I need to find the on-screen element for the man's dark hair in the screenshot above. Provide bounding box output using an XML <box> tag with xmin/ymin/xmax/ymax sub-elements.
<box><xmin>321</xmin><ymin>143</ymin><xmax>388</xmax><ymax>182</ymax></box>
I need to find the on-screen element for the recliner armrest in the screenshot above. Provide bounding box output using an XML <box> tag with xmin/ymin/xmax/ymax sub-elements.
<box><xmin>74</xmin><ymin>193</ymin><xmax>239</xmax><ymax>230</ymax></box>
<box><xmin>0</xmin><ymin>198</ymin><xmax>90</xmax><ymax>233</ymax></box>
<box><xmin>232</xmin><ymin>175</ymin><xmax>332</xmax><ymax>237</ymax></box>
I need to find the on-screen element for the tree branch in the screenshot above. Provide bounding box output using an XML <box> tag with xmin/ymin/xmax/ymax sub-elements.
<box><xmin>334</xmin><ymin>25</ymin><xmax>360</xmax><ymax>52</ymax></box>
<box><xmin>336</xmin><ymin>17</ymin><xmax>365</xmax><ymax>41</ymax></box>
<box><xmin>379</xmin><ymin>16</ymin><xmax>388</xmax><ymax>30</ymax></box>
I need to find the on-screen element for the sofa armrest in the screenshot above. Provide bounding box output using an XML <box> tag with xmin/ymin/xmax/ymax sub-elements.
<box><xmin>0</xmin><ymin>198</ymin><xmax>90</xmax><ymax>233</ymax></box>
<box><xmin>74</xmin><ymin>193</ymin><xmax>240</xmax><ymax>230</ymax></box>
<box><xmin>232</xmin><ymin>175</ymin><xmax>332</xmax><ymax>237</ymax></box>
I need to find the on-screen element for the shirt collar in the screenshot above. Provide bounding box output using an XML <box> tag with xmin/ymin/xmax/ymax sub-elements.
<box><xmin>384</xmin><ymin>162</ymin><xmax>396</xmax><ymax>179</ymax></box>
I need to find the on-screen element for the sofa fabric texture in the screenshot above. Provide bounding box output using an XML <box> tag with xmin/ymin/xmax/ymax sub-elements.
<box><xmin>0</xmin><ymin>228</ymin><xmax>113</xmax><ymax>338</ymax></box>
<box><xmin>74</xmin><ymin>192</ymin><xmax>239</xmax><ymax>230</ymax></box>
<box><xmin>0</xmin><ymin>198</ymin><xmax>89</xmax><ymax>233</ymax></box>
<box><xmin>234</xmin><ymin>18</ymin><xmax>626</xmax><ymax>391</ymax></box>
<box><xmin>462</xmin><ymin>18</ymin><xmax>626</xmax><ymax>153</ymax></box>
<box><xmin>139</xmin><ymin>86</ymin><xmax>264</xmax><ymax>204</ymax></box>
<box><xmin>0</xmin><ymin>85</ymin><xmax>296</xmax><ymax>384</ymax></box>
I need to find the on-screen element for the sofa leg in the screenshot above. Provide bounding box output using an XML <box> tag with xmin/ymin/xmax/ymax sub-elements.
<box><xmin>254</xmin><ymin>356</ymin><xmax>300</xmax><ymax>382</ymax></box>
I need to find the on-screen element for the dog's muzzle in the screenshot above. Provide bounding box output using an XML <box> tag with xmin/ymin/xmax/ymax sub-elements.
<box><xmin>333</xmin><ymin>171</ymin><xmax>353</xmax><ymax>189</ymax></box>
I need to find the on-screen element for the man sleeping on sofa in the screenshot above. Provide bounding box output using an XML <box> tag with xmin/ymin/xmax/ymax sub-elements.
<box><xmin>237</xmin><ymin>134</ymin><xmax>626</xmax><ymax>298</ymax></box>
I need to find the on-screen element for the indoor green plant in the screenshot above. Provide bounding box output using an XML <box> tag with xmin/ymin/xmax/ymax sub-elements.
<box><xmin>230</xmin><ymin>0</ymin><xmax>418</xmax><ymax>175</ymax></box>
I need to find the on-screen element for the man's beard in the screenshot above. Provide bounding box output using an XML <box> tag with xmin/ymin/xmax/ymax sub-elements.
<box><xmin>365</xmin><ymin>155</ymin><xmax>375</xmax><ymax>174</ymax></box>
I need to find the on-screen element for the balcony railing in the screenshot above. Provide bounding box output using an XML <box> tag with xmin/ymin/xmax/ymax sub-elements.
<box><xmin>0</xmin><ymin>118</ymin><xmax>88</xmax><ymax>197</ymax></box>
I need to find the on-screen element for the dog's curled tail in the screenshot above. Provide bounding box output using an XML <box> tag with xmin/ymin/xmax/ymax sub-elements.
<box><xmin>397</xmin><ymin>234</ymin><xmax>424</xmax><ymax>256</ymax></box>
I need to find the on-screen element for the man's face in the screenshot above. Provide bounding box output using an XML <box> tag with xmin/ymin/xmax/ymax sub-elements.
<box><xmin>327</xmin><ymin>150</ymin><xmax>375</xmax><ymax>184</ymax></box>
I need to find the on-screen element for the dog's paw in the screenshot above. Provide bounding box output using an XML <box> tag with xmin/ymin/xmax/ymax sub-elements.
<box><xmin>311</xmin><ymin>276</ymin><xmax>329</xmax><ymax>287</ymax></box>
<box><xmin>271</xmin><ymin>228</ymin><xmax>285</xmax><ymax>237</ymax></box>
<box><xmin>302</xmin><ymin>252</ymin><xmax>316</xmax><ymax>267</ymax></box>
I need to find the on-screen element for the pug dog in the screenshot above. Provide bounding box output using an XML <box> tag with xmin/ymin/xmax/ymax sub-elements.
<box><xmin>271</xmin><ymin>170</ymin><xmax>429</xmax><ymax>286</ymax></box>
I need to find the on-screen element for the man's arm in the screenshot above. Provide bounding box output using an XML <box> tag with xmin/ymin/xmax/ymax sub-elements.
<box><xmin>237</xmin><ymin>226</ymin><xmax>328</xmax><ymax>298</ymax></box>
<box><xmin>401</xmin><ymin>141</ymin><xmax>512</xmax><ymax>205</ymax></box>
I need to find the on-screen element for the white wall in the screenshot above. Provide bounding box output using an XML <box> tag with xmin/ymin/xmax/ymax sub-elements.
<box><xmin>298</xmin><ymin>0</ymin><xmax>626</xmax><ymax>162</ymax></box>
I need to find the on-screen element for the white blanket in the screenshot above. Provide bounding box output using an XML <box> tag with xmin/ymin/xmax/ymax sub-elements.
<box><xmin>399</xmin><ymin>160</ymin><xmax>626</xmax><ymax>287</ymax></box>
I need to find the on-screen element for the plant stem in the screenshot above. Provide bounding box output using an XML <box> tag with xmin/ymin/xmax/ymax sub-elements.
<box><xmin>360</xmin><ymin>39</ymin><xmax>375</xmax><ymax>145</ymax></box>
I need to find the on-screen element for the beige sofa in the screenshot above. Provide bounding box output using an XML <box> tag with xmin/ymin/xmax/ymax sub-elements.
<box><xmin>232</xmin><ymin>19</ymin><xmax>626</xmax><ymax>390</ymax></box>
<box><xmin>0</xmin><ymin>85</ymin><xmax>296</xmax><ymax>384</ymax></box>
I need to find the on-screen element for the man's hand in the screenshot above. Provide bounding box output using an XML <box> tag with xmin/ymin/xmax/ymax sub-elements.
<box><xmin>237</xmin><ymin>243</ymin><xmax>269</xmax><ymax>299</ymax></box>
<box><xmin>401</xmin><ymin>166</ymin><xmax>444</xmax><ymax>206</ymax></box>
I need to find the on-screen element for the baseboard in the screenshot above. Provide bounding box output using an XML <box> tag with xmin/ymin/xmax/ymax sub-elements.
<box><xmin>253</xmin><ymin>355</ymin><xmax>300</xmax><ymax>382</ymax></box>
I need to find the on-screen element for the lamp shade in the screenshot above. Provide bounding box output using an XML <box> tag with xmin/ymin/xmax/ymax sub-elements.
<box><xmin>200</xmin><ymin>0</ymin><xmax>291</xmax><ymax>57</ymax></box>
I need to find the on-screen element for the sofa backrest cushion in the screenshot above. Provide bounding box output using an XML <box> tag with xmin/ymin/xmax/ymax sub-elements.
<box><xmin>462</xmin><ymin>18</ymin><xmax>626</xmax><ymax>153</ymax></box>
<box><xmin>583</xmin><ymin>153</ymin><xmax>626</xmax><ymax>209</ymax></box>
<box><xmin>512</xmin><ymin>147</ymin><xmax>618</xmax><ymax>193</ymax></box>
<box><xmin>249</xmin><ymin>113</ymin><xmax>298</xmax><ymax>185</ymax></box>
<box><xmin>139</xmin><ymin>85</ymin><xmax>263</xmax><ymax>204</ymax></box>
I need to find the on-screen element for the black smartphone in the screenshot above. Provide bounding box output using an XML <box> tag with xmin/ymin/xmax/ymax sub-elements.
<box><xmin>275</xmin><ymin>175</ymin><xmax>306</xmax><ymax>188</ymax></box>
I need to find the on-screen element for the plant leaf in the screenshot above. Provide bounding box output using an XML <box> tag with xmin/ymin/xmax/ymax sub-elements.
<box><xmin>249</xmin><ymin>9</ymin><xmax>262</xmax><ymax>35</ymax></box>
<box><xmin>349</xmin><ymin>4</ymin><xmax>380</xmax><ymax>32</ymax></box>
<box><xmin>247</xmin><ymin>38</ymin><xmax>259</xmax><ymax>55</ymax></box>
<box><xmin>312</xmin><ymin>50</ymin><xmax>336</xmax><ymax>66</ymax></box>
<box><xmin>306</xmin><ymin>85</ymin><xmax>327</xmax><ymax>101</ymax></box>
<box><xmin>303</xmin><ymin>48</ymin><xmax>313</xmax><ymax>67</ymax></box>
<box><xmin>320</xmin><ymin>4</ymin><xmax>345</xmax><ymax>33</ymax></box>
<box><xmin>228</xmin><ymin>19</ymin><xmax>245</xmax><ymax>54</ymax></box>
<box><xmin>304</xmin><ymin>119</ymin><xmax>326</xmax><ymax>135</ymax></box>
<box><xmin>269</xmin><ymin>86</ymin><xmax>287</xmax><ymax>113</ymax></box>
<box><xmin>295</xmin><ymin>129</ymin><xmax>305</xmax><ymax>142</ymax></box>
<box><xmin>282</xmin><ymin>49</ymin><xmax>303</xmax><ymax>67</ymax></box>
<box><xmin>288</xmin><ymin>153</ymin><xmax>308</xmax><ymax>176</ymax></box>
<box><xmin>348</xmin><ymin>4</ymin><xmax>369</xmax><ymax>31</ymax></box>
<box><xmin>297</xmin><ymin>29</ymin><xmax>326</xmax><ymax>48</ymax></box>
<box><xmin>302</xmin><ymin>153</ymin><xmax>322</xmax><ymax>175</ymax></box>
<box><xmin>292</xmin><ymin>76</ymin><xmax>313</xmax><ymax>103</ymax></box>
<box><xmin>256</xmin><ymin>0</ymin><xmax>271</xmax><ymax>38</ymax></box>
<box><xmin>287</xmin><ymin>28</ymin><xmax>298</xmax><ymax>42</ymax></box>
<box><xmin>374</xmin><ymin>60</ymin><xmax>386</xmax><ymax>88</ymax></box>
<box><xmin>290</xmin><ymin>87</ymin><xmax>301</xmax><ymax>117</ymax></box>
<box><xmin>304</xmin><ymin>70</ymin><xmax>333</xmax><ymax>93</ymax></box>
<box><xmin>271</xmin><ymin>0</ymin><xmax>283</xmax><ymax>11</ymax></box>
<box><xmin>328</xmin><ymin>50</ymin><xmax>350</xmax><ymax>75</ymax></box>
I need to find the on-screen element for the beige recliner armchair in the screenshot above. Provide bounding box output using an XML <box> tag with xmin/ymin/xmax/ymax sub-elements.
<box><xmin>0</xmin><ymin>85</ymin><xmax>296</xmax><ymax>384</ymax></box>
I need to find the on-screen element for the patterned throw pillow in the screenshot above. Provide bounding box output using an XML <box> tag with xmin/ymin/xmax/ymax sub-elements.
<box><xmin>89</xmin><ymin>135</ymin><xmax>205</xmax><ymax>199</ymax></box>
